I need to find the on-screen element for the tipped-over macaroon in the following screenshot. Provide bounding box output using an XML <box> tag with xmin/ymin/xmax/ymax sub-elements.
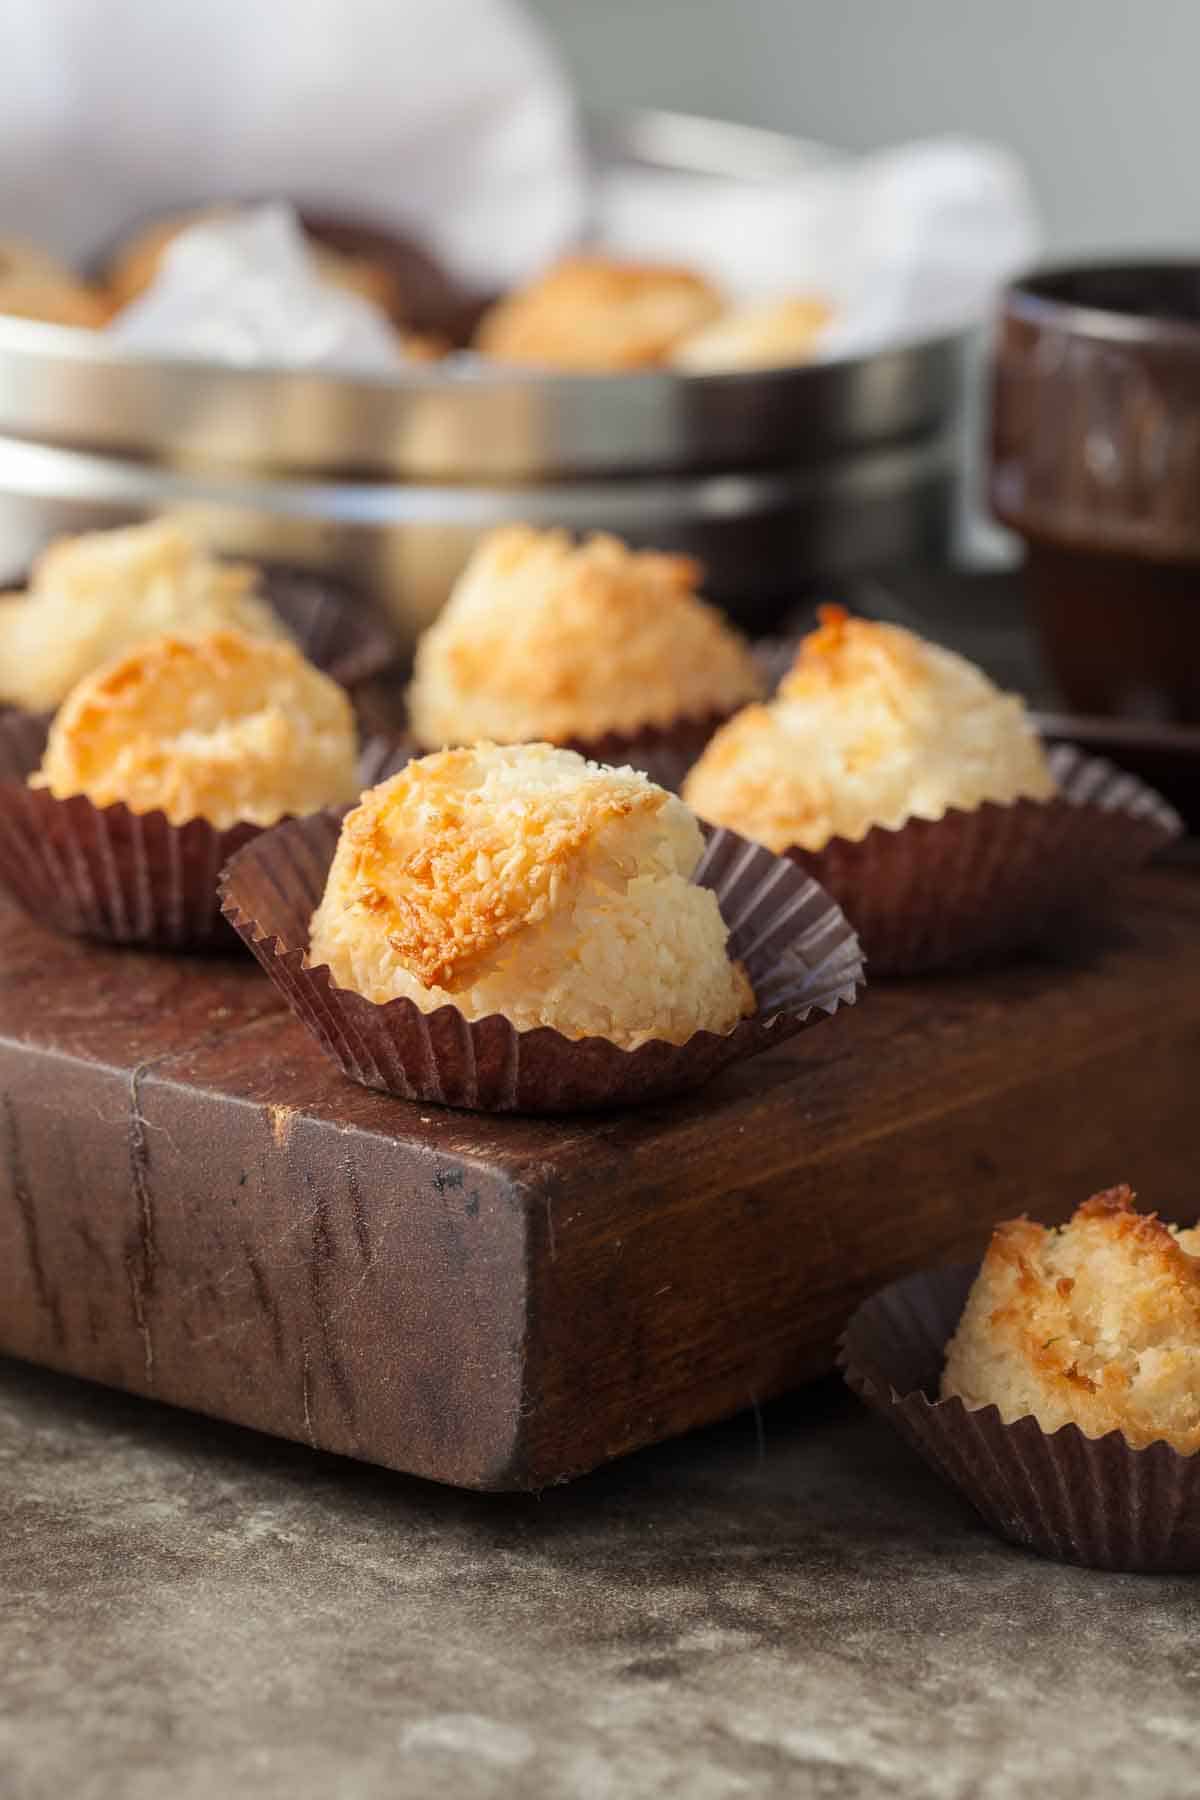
<box><xmin>34</xmin><ymin>628</ymin><xmax>358</xmax><ymax>829</ymax></box>
<box><xmin>671</xmin><ymin>295</ymin><xmax>833</xmax><ymax>372</ymax></box>
<box><xmin>682</xmin><ymin>606</ymin><xmax>1056</xmax><ymax>853</ymax></box>
<box><xmin>0</xmin><ymin>519</ymin><xmax>287</xmax><ymax>712</ymax></box>
<box><xmin>473</xmin><ymin>255</ymin><xmax>724</xmax><ymax>371</ymax></box>
<box><xmin>942</xmin><ymin>1187</ymin><xmax>1200</xmax><ymax>1454</ymax></box>
<box><xmin>307</xmin><ymin>742</ymin><xmax>755</xmax><ymax>1048</ymax></box>
<box><xmin>407</xmin><ymin>525</ymin><xmax>761</xmax><ymax>750</ymax></box>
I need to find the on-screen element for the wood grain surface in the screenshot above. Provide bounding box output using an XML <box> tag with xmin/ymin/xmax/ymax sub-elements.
<box><xmin>1</xmin><ymin>864</ymin><xmax>1197</xmax><ymax>1490</ymax></box>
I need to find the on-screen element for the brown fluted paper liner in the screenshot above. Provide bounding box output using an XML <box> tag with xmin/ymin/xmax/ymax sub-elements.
<box><xmin>566</xmin><ymin>712</ymin><xmax>731</xmax><ymax>795</ymax></box>
<box><xmin>840</xmin><ymin>1265</ymin><xmax>1200</xmax><ymax>1573</ymax></box>
<box><xmin>788</xmin><ymin>744</ymin><xmax>1183</xmax><ymax>975</ymax></box>
<box><xmin>220</xmin><ymin>818</ymin><xmax>865</xmax><ymax>1114</ymax></box>
<box><xmin>256</xmin><ymin>565</ymin><xmax>400</xmax><ymax>693</ymax></box>
<box><xmin>0</xmin><ymin>716</ymin><xmax>414</xmax><ymax>950</ymax></box>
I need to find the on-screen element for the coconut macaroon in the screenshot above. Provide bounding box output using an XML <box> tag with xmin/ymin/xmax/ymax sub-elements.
<box><xmin>34</xmin><ymin>629</ymin><xmax>358</xmax><ymax>829</ymax></box>
<box><xmin>683</xmin><ymin>607</ymin><xmax>1056</xmax><ymax>853</ymax></box>
<box><xmin>307</xmin><ymin>742</ymin><xmax>754</xmax><ymax>1049</ymax></box>
<box><xmin>0</xmin><ymin>519</ymin><xmax>288</xmax><ymax>713</ymax></box>
<box><xmin>0</xmin><ymin>237</ymin><xmax>109</xmax><ymax>328</ymax></box>
<box><xmin>408</xmin><ymin>526</ymin><xmax>761</xmax><ymax>751</ymax></box>
<box><xmin>474</xmin><ymin>255</ymin><xmax>724</xmax><ymax>372</ymax></box>
<box><xmin>942</xmin><ymin>1188</ymin><xmax>1200</xmax><ymax>1455</ymax></box>
<box><xmin>672</xmin><ymin>295</ymin><xmax>833</xmax><ymax>373</ymax></box>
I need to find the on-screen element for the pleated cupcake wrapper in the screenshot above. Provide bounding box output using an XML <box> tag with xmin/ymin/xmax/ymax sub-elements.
<box><xmin>840</xmin><ymin>1265</ymin><xmax>1200</xmax><ymax>1573</ymax></box>
<box><xmin>0</xmin><ymin>716</ymin><xmax>414</xmax><ymax>950</ymax></box>
<box><xmin>565</xmin><ymin>712</ymin><xmax>733</xmax><ymax>796</ymax></box>
<box><xmin>219</xmin><ymin>818</ymin><xmax>865</xmax><ymax>1115</ymax></box>
<box><xmin>258</xmin><ymin>565</ymin><xmax>399</xmax><ymax>694</ymax></box>
<box><xmin>785</xmin><ymin>744</ymin><xmax>1183</xmax><ymax>975</ymax></box>
<box><xmin>0</xmin><ymin>782</ymin><xmax>258</xmax><ymax>948</ymax></box>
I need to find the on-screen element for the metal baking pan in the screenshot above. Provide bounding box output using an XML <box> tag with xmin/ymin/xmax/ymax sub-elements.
<box><xmin>0</xmin><ymin>429</ymin><xmax>955</xmax><ymax>639</ymax></box>
<box><xmin>0</xmin><ymin>310</ymin><xmax>958</xmax><ymax>486</ymax></box>
<box><xmin>0</xmin><ymin>110</ymin><xmax>962</xmax><ymax>639</ymax></box>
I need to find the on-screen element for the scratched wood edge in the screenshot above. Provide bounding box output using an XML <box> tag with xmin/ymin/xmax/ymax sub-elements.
<box><xmin>504</xmin><ymin>868</ymin><xmax>1200</xmax><ymax>1486</ymax></box>
<box><xmin>0</xmin><ymin>1035</ymin><xmax>535</xmax><ymax>1490</ymax></box>
<box><xmin>507</xmin><ymin>1011</ymin><xmax>1200</xmax><ymax>1486</ymax></box>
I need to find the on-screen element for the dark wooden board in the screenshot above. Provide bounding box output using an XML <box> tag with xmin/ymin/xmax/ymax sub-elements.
<box><xmin>1</xmin><ymin>864</ymin><xmax>1198</xmax><ymax>1491</ymax></box>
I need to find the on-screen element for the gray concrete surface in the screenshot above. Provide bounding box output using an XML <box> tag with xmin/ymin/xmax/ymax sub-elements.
<box><xmin>1</xmin><ymin>1357</ymin><xmax>1196</xmax><ymax>1800</ymax></box>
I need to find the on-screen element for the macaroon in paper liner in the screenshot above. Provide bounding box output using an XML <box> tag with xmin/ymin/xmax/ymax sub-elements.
<box><xmin>840</xmin><ymin>1265</ymin><xmax>1200</xmax><ymax>1573</ymax></box>
<box><xmin>0</xmin><ymin>714</ymin><xmax>414</xmax><ymax>950</ymax></box>
<box><xmin>219</xmin><ymin>817</ymin><xmax>865</xmax><ymax>1114</ymax></box>
<box><xmin>564</xmin><ymin>712</ymin><xmax>734</xmax><ymax>795</ymax></box>
<box><xmin>785</xmin><ymin>744</ymin><xmax>1183</xmax><ymax>975</ymax></box>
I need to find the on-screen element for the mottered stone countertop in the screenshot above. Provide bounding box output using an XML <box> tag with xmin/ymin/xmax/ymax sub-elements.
<box><xmin>1</xmin><ymin>1358</ymin><xmax>1195</xmax><ymax>1800</ymax></box>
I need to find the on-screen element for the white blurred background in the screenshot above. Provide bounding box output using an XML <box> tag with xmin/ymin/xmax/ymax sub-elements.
<box><xmin>530</xmin><ymin>0</ymin><xmax>1197</xmax><ymax>258</ymax></box>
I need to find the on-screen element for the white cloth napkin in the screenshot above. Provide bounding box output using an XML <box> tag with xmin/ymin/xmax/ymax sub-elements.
<box><xmin>0</xmin><ymin>0</ymin><xmax>586</xmax><ymax>290</ymax></box>
<box><xmin>106</xmin><ymin>205</ymin><xmax>416</xmax><ymax>374</ymax></box>
<box><xmin>596</xmin><ymin>135</ymin><xmax>1041</xmax><ymax>358</ymax></box>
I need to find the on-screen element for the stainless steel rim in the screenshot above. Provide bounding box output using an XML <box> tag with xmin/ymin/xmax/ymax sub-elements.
<box><xmin>0</xmin><ymin>319</ymin><xmax>961</xmax><ymax>482</ymax></box>
<box><xmin>0</xmin><ymin>430</ymin><xmax>958</xmax><ymax>530</ymax></box>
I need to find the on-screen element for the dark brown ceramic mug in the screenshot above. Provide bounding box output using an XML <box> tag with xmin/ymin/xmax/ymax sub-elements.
<box><xmin>991</xmin><ymin>262</ymin><xmax>1200</xmax><ymax>722</ymax></box>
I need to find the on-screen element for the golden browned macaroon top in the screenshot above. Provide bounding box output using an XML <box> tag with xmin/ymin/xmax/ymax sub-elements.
<box><xmin>774</xmin><ymin>603</ymin><xmax>939</xmax><ymax>704</ymax></box>
<box><xmin>473</xmin><ymin>254</ymin><xmax>725</xmax><ymax>371</ymax></box>
<box><xmin>942</xmin><ymin>1186</ymin><xmax>1200</xmax><ymax>1454</ymax></box>
<box><xmin>408</xmin><ymin>525</ymin><xmax>761</xmax><ymax>748</ymax></box>
<box><xmin>34</xmin><ymin>628</ymin><xmax>358</xmax><ymax>829</ymax></box>
<box><xmin>308</xmin><ymin>742</ymin><xmax>754</xmax><ymax>1048</ymax></box>
<box><xmin>672</xmin><ymin>294</ymin><xmax>833</xmax><ymax>372</ymax></box>
<box><xmin>683</xmin><ymin>606</ymin><xmax>1056</xmax><ymax>852</ymax></box>
<box><xmin>326</xmin><ymin>743</ymin><xmax>665</xmax><ymax>993</ymax></box>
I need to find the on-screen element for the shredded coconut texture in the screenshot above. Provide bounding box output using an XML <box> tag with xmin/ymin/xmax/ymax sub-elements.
<box><xmin>942</xmin><ymin>1186</ymin><xmax>1200</xmax><ymax>1454</ymax></box>
<box><xmin>683</xmin><ymin>606</ymin><xmax>1056</xmax><ymax>852</ymax></box>
<box><xmin>408</xmin><ymin>525</ymin><xmax>761</xmax><ymax>748</ymax></box>
<box><xmin>308</xmin><ymin>742</ymin><xmax>754</xmax><ymax>1049</ymax></box>
<box><xmin>0</xmin><ymin>518</ymin><xmax>289</xmax><ymax>712</ymax></box>
<box><xmin>474</xmin><ymin>255</ymin><xmax>724</xmax><ymax>371</ymax></box>
<box><xmin>35</xmin><ymin>628</ymin><xmax>358</xmax><ymax>828</ymax></box>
